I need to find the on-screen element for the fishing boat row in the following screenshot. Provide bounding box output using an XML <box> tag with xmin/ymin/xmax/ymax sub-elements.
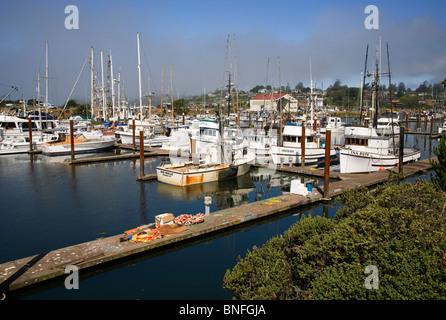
<box><xmin>0</xmin><ymin>38</ymin><xmax>427</xmax><ymax>180</ymax></box>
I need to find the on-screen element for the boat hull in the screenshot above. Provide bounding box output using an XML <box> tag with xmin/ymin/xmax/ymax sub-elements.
<box><xmin>117</xmin><ymin>131</ymin><xmax>169</xmax><ymax>147</ymax></box>
<box><xmin>339</xmin><ymin>147</ymin><xmax>421</xmax><ymax>173</ymax></box>
<box><xmin>270</xmin><ymin>146</ymin><xmax>338</xmax><ymax>166</ymax></box>
<box><xmin>157</xmin><ymin>162</ymin><xmax>252</xmax><ymax>186</ymax></box>
<box><xmin>41</xmin><ymin>139</ymin><xmax>115</xmax><ymax>156</ymax></box>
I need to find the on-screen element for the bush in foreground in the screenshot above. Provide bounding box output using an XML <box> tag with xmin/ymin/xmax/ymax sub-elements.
<box><xmin>223</xmin><ymin>180</ymin><xmax>446</xmax><ymax>299</ymax></box>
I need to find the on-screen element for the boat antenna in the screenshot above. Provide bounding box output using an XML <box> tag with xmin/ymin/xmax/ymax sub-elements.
<box><xmin>360</xmin><ymin>44</ymin><xmax>369</xmax><ymax>125</ymax></box>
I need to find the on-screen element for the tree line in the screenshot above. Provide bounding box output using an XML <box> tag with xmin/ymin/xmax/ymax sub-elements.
<box><xmin>248</xmin><ymin>78</ymin><xmax>446</xmax><ymax>109</ymax></box>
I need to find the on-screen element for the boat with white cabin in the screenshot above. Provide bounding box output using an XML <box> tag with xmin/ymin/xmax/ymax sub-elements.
<box><xmin>339</xmin><ymin>44</ymin><xmax>420</xmax><ymax>173</ymax></box>
<box><xmin>270</xmin><ymin>122</ymin><xmax>338</xmax><ymax>167</ymax></box>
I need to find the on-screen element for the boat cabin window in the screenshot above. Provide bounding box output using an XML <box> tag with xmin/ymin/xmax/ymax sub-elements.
<box><xmin>22</xmin><ymin>122</ymin><xmax>38</xmax><ymax>131</ymax></box>
<box><xmin>1</xmin><ymin>122</ymin><xmax>18</xmax><ymax>129</ymax></box>
<box><xmin>200</xmin><ymin>128</ymin><xmax>217</xmax><ymax>137</ymax></box>
<box><xmin>283</xmin><ymin>135</ymin><xmax>314</xmax><ymax>143</ymax></box>
<box><xmin>283</xmin><ymin>135</ymin><xmax>297</xmax><ymax>143</ymax></box>
<box><xmin>345</xmin><ymin>137</ymin><xmax>368</xmax><ymax>146</ymax></box>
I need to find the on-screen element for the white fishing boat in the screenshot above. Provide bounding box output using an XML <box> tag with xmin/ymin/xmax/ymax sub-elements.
<box><xmin>115</xmin><ymin>121</ymin><xmax>170</xmax><ymax>147</ymax></box>
<box><xmin>246</xmin><ymin>127</ymin><xmax>278</xmax><ymax>163</ymax></box>
<box><xmin>270</xmin><ymin>123</ymin><xmax>338</xmax><ymax>167</ymax></box>
<box><xmin>339</xmin><ymin>43</ymin><xmax>421</xmax><ymax>173</ymax></box>
<box><xmin>0</xmin><ymin>136</ymin><xmax>38</xmax><ymax>155</ymax></box>
<box><xmin>157</xmin><ymin>74</ymin><xmax>255</xmax><ymax>186</ymax></box>
<box><xmin>339</xmin><ymin>124</ymin><xmax>420</xmax><ymax>173</ymax></box>
<box><xmin>115</xmin><ymin>33</ymin><xmax>169</xmax><ymax>148</ymax></box>
<box><xmin>156</xmin><ymin>143</ymin><xmax>255</xmax><ymax>186</ymax></box>
<box><xmin>319</xmin><ymin>116</ymin><xmax>345</xmax><ymax>146</ymax></box>
<box><xmin>41</xmin><ymin>132</ymin><xmax>116</xmax><ymax>156</ymax></box>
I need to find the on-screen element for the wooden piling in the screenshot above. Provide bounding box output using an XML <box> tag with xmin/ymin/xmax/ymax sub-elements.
<box><xmin>139</xmin><ymin>130</ymin><xmax>144</xmax><ymax>177</ymax></box>
<box><xmin>301</xmin><ymin>123</ymin><xmax>305</xmax><ymax>167</ymax></box>
<box><xmin>132</xmin><ymin>119</ymin><xmax>136</xmax><ymax>148</ymax></box>
<box><xmin>430</xmin><ymin>116</ymin><xmax>434</xmax><ymax>138</ymax></box>
<box><xmin>28</xmin><ymin>117</ymin><xmax>33</xmax><ymax>152</ymax></box>
<box><xmin>70</xmin><ymin>119</ymin><xmax>75</xmax><ymax>161</ymax></box>
<box><xmin>399</xmin><ymin>126</ymin><xmax>405</xmax><ymax>175</ymax></box>
<box><xmin>324</xmin><ymin>130</ymin><xmax>331</xmax><ymax>198</ymax></box>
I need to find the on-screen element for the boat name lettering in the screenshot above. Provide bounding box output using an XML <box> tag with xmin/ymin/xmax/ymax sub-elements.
<box><xmin>160</xmin><ymin>170</ymin><xmax>173</xmax><ymax>177</ymax></box>
<box><xmin>352</xmin><ymin>150</ymin><xmax>370</xmax><ymax>157</ymax></box>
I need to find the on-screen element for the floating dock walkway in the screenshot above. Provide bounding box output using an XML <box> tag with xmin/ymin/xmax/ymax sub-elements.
<box><xmin>0</xmin><ymin>158</ymin><xmax>435</xmax><ymax>295</ymax></box>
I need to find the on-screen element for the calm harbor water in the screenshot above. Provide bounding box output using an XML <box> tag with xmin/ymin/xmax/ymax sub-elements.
<box><xmin>0</xmin><ymin>119</ymin><xmax>439</xmax><ymax>300</ymax></box>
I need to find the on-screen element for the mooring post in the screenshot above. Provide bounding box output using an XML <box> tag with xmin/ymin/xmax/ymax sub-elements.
<box><xmin>399</xmin><ymin>126</ymin><xmax>405</xmax><ymax>175</ymax></box>
<box><xmin>430</xmin><ymin>116</ymin><xmax>434</xmax><ymax>138</ymax></box>
<box><xmin>132</xmin><ymin>118</ymin><xmax>136</xmax><ymax>148</ymax></box>
<box><xmin>139</xmin><ymin>130</ymin><xmax>144</xmax><ymax>177</ymax></box>
<box><xmin>313</xmin><ymin>118</ymin><xmax>317</xmax><ymax>131</ymax></box>
<box><xmin>70</xmin><ymin>119</ymin><xmax>75</xmax><ymax>161</ymax></box>
<box><xmin>301</xmin><ymin>121</ymin><xmax>305</xmax><ymax>167</ymax></box>
<box><xmin>28</xmin><ymin>116</ymin><xmax>33</xmax><ymax>152</ymax></box>
<box><xmin>324</xmin><ymin>130</ymin><xmax>331</xmax><ymax>199</ymax></box>
<box><xmin>204</xmin><ymin>196</ymin><xmax>212</xmax><ymax>215</ymax></box>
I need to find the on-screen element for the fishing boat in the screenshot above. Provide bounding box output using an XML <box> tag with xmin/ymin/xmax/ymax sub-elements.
<box><xmin>115</xmin><ymin>121</ymin><xmax>170</xmax><ymax>147</ymax></box>
<box><xmin>270</xmin><ymin>122</ymin><xmax>338</xmax><ymax>166</ymax></box>
<box><xmin>339</xmin><ymin>43</ymin><xmax>420</xmax><ymax>173</ymax></box>
<box><xmin>41</xmin><ymin>132</ymin><xmax>116</xmax><ymax>156</ymax></box>
<box><xmin>115</xmin><ymin>33</ymin><xmax>169</xmax><ymax>148</ymax></box>
<box><xmin>339</xmin><ymin>125</ymin><xmax>420</xmax><ymax>173</ymax></box>
<box><xmin>246</xmin><ymin>127</ymin><xmax>278</xmax><ymax>163</ymax></box>
<box><xmin>318</xmin><ymin>116</ymin><xmax>345</xmax><ymax>146</ymax></box>
<box><xmin>156</xmin><ymin>142</ymin><xmax>255</xmax><ymax>186</ymax></box>
<box><xmin>157</xmin><ymin>74</ymin><xmax>255</xmax><ymax>186</ymax></box>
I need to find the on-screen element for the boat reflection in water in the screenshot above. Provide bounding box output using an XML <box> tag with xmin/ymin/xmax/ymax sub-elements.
<box><xmin>156</xmin><ymin>166</ymin><xmax>322</xmax><ymax>211</ymax></box>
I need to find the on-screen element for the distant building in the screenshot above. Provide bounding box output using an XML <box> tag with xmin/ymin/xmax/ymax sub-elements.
<box><xmin>249</xmin><ymin>93</ymin><xmax>298</xmax><ymax>113</ymax></box>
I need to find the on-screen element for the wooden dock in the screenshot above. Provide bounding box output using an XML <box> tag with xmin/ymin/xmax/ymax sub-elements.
<box><xmin>68</xmin><ymin>145</ymin><xmax>170</xmax><ymax>165</ymax></box>
<box><xmin>0</xmin><ymin>158</ymin><xmax>435</xmax><ymax>294</ymax></box>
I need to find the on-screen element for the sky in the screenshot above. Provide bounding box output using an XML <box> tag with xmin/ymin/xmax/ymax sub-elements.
<box><xmin>1</xmin><ymin>0</ymin><xmax>445</xmax><ymax>106</ymax></box>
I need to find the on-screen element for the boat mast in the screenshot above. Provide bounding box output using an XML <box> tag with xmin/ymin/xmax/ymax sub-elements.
<box><xmin>118</xmin><ymin>71</ymin><xmax>121</xmax><ymax>118</ymax></box>
<box><xmin>170</xmin><ymin>65</ymin><xmax>174</xmax><ymax>130</ymax></box>
<box><xmin>161</xmin><ymin>66</ymin><xmax>164</xmax><ymax>134</ymax></box>
<box><xmin>372</xmin><ymin>47</ymin><xmax>379</xmax><ymax>129</ymax></box>
<box><xmin>310</xmin><ymin>58</ymin><xmax>314</xmax><ymax>123</ymax></box>
<box><xmin>90</xmin><ymin>47</ymin><xmax>94</xmax><ymax>119</ymax></box>
<box><xmin>137</xmin><ymin>33</ymin><xmax>143</xmax><ymax>123</ymax></box>
<box><xmin>387</xmin><ymin>42</ymin><xmax>396</xmax><ymax>154</ymax></box>
<box><xmin>45</xmin><ymin>41</ymin><xmax>49</xmax><ymax>114</ymax></box>
<box><xmin>233</xmin><ymin>33</ymin><xmax>240</xmax><ymax>128</ymax></box>
<box><xmin>37</xmin><ymin>70</ymin><xmax>42</xmax><ymax>139</ymax></box>
<box><xmin>110</xmin><ymin>53</ymin><xmax>115</xmax><ymax>120</ymax></box>
<box><xmin>360</xmin><ymin>44</ymin><xmax>369</xmax><ymax>125</ymax></box>
<box><xmin>101</xmin><ymin>50</ymin><xmax>106</xmax><ymax>120</ymax></box>
<box><xmin>227</xmin><ymin>72</ymin><xmax>232</xmax><ymax>118</ymax></box>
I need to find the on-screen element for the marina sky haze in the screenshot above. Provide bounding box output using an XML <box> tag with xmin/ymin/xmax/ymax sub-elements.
<box><xmin>1</xmin><ymin>0</ymin><xmax>445</xmax><ymax>106</ymax></box>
